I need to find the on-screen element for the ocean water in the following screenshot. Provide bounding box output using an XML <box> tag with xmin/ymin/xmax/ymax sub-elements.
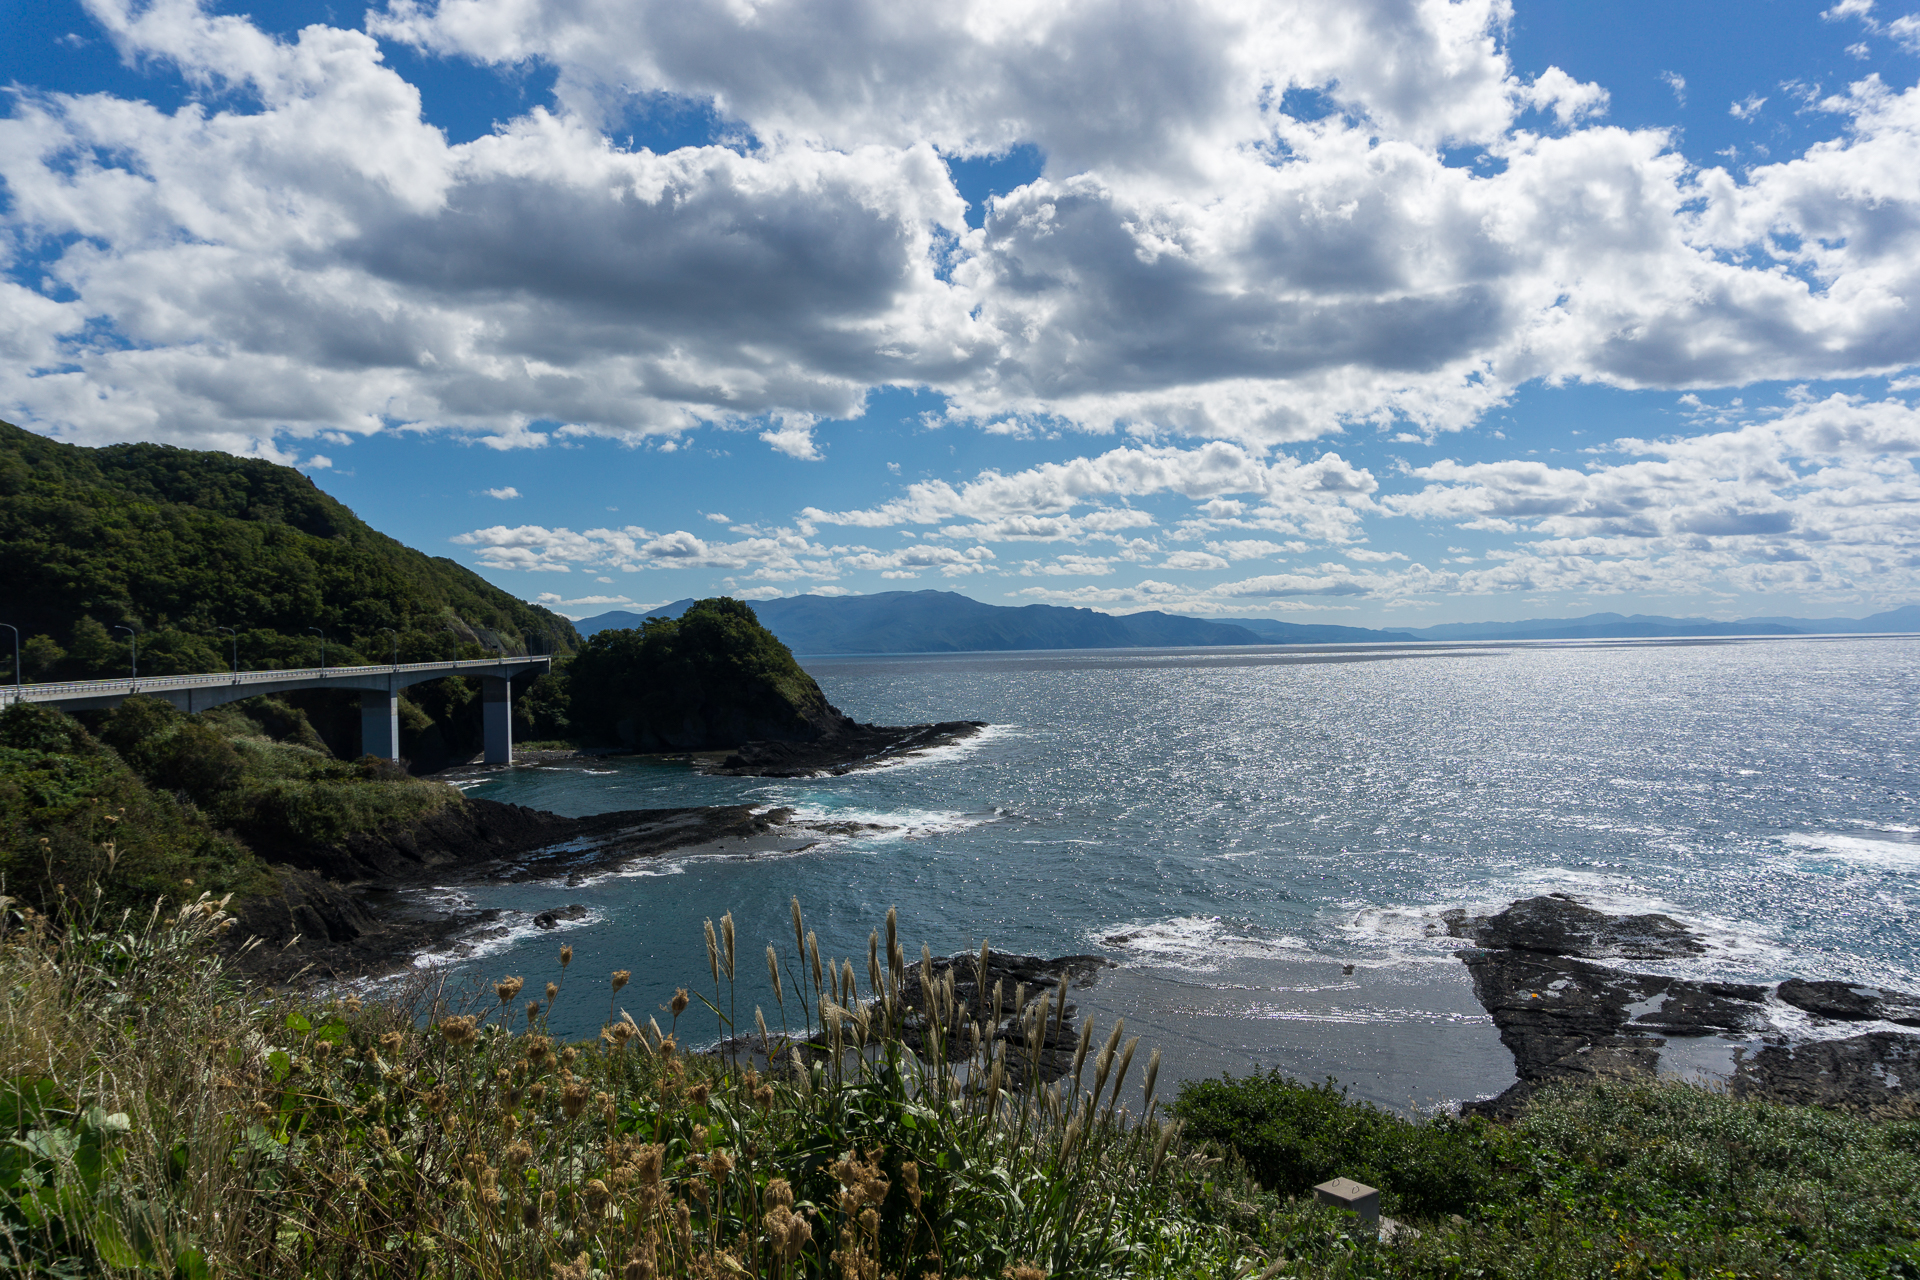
<box><xmin>417</xmin><ymin>634</ymin><xmax>1920</xmax><ymax>1110</ymax></box>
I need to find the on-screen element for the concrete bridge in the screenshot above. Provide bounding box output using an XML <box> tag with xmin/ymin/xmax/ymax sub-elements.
<box><xmin>0</xmin><ymin>656</ymin><xmax>549</xmax><ymax>764</ymax></box>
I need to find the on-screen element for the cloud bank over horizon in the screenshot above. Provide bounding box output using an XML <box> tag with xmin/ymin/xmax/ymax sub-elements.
<box><xmin>4</xmin><ymin>0</ymin><xmax>1920</xmax><ymax>619</ymax></box>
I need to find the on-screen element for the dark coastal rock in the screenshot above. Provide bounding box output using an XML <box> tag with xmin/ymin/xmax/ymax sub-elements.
<box><xmin>532</xmin><ymin>904</ymin><xmax>589</xmax><ymax>929</ymax></box>
<box><xmin>1454</xmin><ymin>899</ymin><xmax>1766</xmax><ymax>1117</ymax></box>
<box><xmin>262</xmin><ymin>796</ymin><xmax>585</xmax><ymax>881</ymax></box>
<box><xmin>1459</xmin><ymin>946</ymin><xmax>1768</xmax><ymax>1115</ymax></box>
<box><xmin>1445</xmin><ymin>894</ymin><xmax>1704</xmax><ymax>959</ymax></box>
<box><xmin>1733</xmin><ymin>1032</ymin><xmax>1920</xmax><ymax>1110</ymax></box>
<box><xmin>1777</xmin><ymin>979</ymin><xmax>1920</xmax><ymax>1026</ymax></box>
<box><xmin>225</xmin><ymin>864</ymin><xmax>500</xmax><ymax>984</ymax></box>
<box><xmin>1455</xmin><ymin>895</ymin><xmax>1920</xmax><ymax>1117</ymax></box>
<box><xmin>226</xmin><ymin>799</ymin><xmax>802</xmax><ymax>982</ymax></box>
<box><xmin>707</xmin><ymin>720</ymin><xmax>988</xmax><ymax>778</ymax></box>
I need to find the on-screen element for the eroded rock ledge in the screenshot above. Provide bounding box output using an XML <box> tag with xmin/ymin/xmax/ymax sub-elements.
<box><xmin>229</xmin><ymin>798</ymin><xmax>829</xmax><ymax>984</ymax></box>
<box><xmin>704</xmin><ymin>720</ymin><xmax>988</xmax><ymax>777</ymax></box>
<box><xmin>1453</xmin><ymin>894</ymin><xmax>1920</xmax><ymax>1116</ymax></box>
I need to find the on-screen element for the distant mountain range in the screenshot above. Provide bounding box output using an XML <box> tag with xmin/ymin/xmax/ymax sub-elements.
<box><xmin>571</xmin><ymin>592</ymin><xmax>1920</xmax><ymax>655</ymax></box>
<box><xmin>576</xmin><ymin>593</ymin><xmax>1271</xmax><ymax>652</ymax></box>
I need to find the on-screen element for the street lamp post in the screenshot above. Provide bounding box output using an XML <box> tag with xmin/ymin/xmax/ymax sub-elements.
<box><xmin>378</xmin><ymin>627</ymin><xmax>398</xmax><ymax>668</ymax></box>
<box><xmin>112</xmin><ymin>625</ymin><xmax>138</xmax><ymax>679</ymax></box>
<box><xmin>308</xmin><ymin>627</ymin><xmax>326</xmax><ymax>670</ymax></box>
<box><xmin>217</xmin><ymin>626</ymin><xmax>239</xmax><ymax>678</ymax></box>
<box><xmin>0</xmin><ymin>624</ymin><xmax>17</xmax><ymax>689</ymax></box>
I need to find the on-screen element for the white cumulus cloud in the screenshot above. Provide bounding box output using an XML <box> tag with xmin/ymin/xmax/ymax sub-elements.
<box><xmin>3</xmin><ymin>0</ymin><xmax>1917</xmax><ymax>457</ymax></box>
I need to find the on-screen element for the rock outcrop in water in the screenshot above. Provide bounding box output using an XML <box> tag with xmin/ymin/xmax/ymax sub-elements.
<box><xmin>559</xmin><ymin>596</ymin><xmax>990</xmax><ymax>776</ymax></box>
<box><xmin>1776</xmin><ymin>979</ymin><xmax>1920</xmax><ymax>1026</ymax></box>
<box><xmin>1454</xmin><ymin>894</ymin><xmax>1920</xmax><ymax>1116</ymax></box>
<box><xmin>565</xmin><ymin>597</ymin><xmax>854</xmax><ymax>751</ymax></box>
<box><xmin>1445</xmin><ymin>894</ymin><xmax>1704</xmax><ymax>959</ymax></box>
<box><xmin>705</xmin><ymin>719</ymin><xmax>987</xmax><ymax>777</ymax></box>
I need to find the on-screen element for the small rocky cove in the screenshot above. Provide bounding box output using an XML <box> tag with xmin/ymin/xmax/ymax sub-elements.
<box><xmin>1448</xmin><ymin>894</ymin><xmax>1920</xmax><ymax>1115</ymax></box>
<box><xmin>226</xmin><ymin>716</ymin><xmax>987</xmax><ymax>982</ymax></box>
<box><xmin>226</xmin><ymin>797</ymin><xmax>889</xmax><ymax>983</ymax></box>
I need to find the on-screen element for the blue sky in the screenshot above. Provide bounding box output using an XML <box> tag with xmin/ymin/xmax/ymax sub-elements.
<box><xmin>5</xmin><ymin>0</ymin><xmax>1920</xmax><ymax>626</ymax></box>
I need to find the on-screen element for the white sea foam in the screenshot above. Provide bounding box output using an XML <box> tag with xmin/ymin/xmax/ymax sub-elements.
<box><xmin>841</xmin><ymin>722</ymin><xmax>1017</xmax><ymax>774</ymax></box>
<box><xmin>773</xmin><ymin>803</ymin><xmax>997</xmax><ymax>842</ymax></box>
<box><xmin>404</xmin><ymin>895</ymin><xmax>601</xmax><ymax>970</ymax></box>
<box><xmin>1780</xmin><ymin>830</ymin><xmax>1920</xmax><ymax>870</ymax></box>
<box><xmin>1096</xmin><ymin>915</ymin><xmax>1309</xmax><ymax>972</ymax></box>
<box><xmin>570</xmin><ymin>842</ymin><xmax>824</xmax><ymax>885</ymax></box>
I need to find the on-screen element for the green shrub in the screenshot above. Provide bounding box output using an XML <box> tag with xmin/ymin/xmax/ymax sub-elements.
<box><xmin>218</xmin><ymin>775</ymin><xmax>454</xmax><ymax>850</ymax></box>
<box><xmin>97</xmin><ymin>699</ymin><xmax>245</xmax><ymax>807</ymax></box>
<box><xmin>1508</xmin><ymin>1078</ymin><xmax>1920</xmax><ymax>1267</ymax></box>
<box><xmin>1173</xmin><ymin>1071</ymin><xmax>1523</xmax><ymax>1219</ymax></box>
<box><xmin>0</xmin><ymin>704</ymin><xmax>271</xmax><ymax>912</ymax></box>
<box><xmin>198</xmin><ymin>697</ymin><xmax>330</xmax><ymax>755</ymax></box>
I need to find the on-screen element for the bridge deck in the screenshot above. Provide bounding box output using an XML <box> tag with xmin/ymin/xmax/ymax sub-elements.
<box><xmin>0</xmin><ymin>656</ymin><xmax>551</xmax><ymax>763</ymax></box>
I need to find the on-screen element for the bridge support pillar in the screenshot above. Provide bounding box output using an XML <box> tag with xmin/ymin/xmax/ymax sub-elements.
<box><xmin>361</xmin><ymin>689</ymin><xmax>400</xmax><ymax>760</ymax></box>
<box><xmin>482</xmin><ymin>676</ymin><xmax>513</xmax><ymax>765</ymax></box>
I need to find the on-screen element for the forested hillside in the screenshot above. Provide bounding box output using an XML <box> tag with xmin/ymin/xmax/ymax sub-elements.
<box><xmin>0</xmin><ymin>419</ymin><xmax>579</xmax><ymax>680</ymax></box>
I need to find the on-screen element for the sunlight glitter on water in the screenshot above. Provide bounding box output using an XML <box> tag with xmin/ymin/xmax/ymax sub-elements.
<box><xmin>439</xmin><ymin>634</ymin><xmax>1920</xmax><ymax>1109</ymax></box>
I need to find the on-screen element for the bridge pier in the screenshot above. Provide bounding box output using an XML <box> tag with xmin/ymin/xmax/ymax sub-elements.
<box><xmin>361</xmin><ymin>689</ymin><xmax>400</xmax><ymax>760</ymax></box>
<box><xmin>482</xmin><ymin>676</ymin><xmax>513</xmax><ymax>765</ymax></box>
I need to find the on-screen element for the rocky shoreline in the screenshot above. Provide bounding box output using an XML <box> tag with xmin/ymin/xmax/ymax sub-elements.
<box><xmin>225</xmin><ymin>717</ymin><xmax>990</xmax><ymax>982</ymax></box>
<box><xmin>226</xmin><ymin>798</ymin><xmax>877</xmax><ymax>984</ymax></box>
<box><xmin>1450</xmin><ymin>894</ymin><xmax>1920</xmax><ymax>1115</ymax></box>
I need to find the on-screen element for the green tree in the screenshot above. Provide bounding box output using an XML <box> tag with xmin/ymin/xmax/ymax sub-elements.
<box><xmin>21</xmin><ymin>633</ymin><xmax>64</xmax><ymax>680</ymax></box>
<box><xmin>65</xmin><ymin>618</ymin><xmax>127</xmax><ymax>678</ymax></box>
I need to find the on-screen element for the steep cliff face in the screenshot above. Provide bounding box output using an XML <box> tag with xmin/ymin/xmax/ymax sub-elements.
<box><xmin>565</xmin><ymin>597</ymin><xmax>852</xmax><ymax>750</ymax></box>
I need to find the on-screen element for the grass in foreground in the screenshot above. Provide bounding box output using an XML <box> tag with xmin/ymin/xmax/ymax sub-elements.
<box><xmin>2</xmin><ymin>882</ymin><xmax>1918</xmax><ymax>1279</ymax></box>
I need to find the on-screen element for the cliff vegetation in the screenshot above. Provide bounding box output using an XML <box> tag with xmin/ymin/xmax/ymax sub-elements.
<box><xmin>563</xmin><ymin>598</ymin><xmax>848</xmax><ymax>750</ymax></box>
<box><xmin>0</xmin><ymin>698</ymin><xmax>458</xmax><ymax>921</ymax></box>
<box><xmin>0</xmin><ymin>418</ymin><xmax>579</xmax><ymax>680</ymax></box>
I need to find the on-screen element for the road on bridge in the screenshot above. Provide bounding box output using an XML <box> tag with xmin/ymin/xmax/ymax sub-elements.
<box><xmin>1</xmin><ymin>655</ymin><xmax>551</xmax><ymax>764</ymax></box>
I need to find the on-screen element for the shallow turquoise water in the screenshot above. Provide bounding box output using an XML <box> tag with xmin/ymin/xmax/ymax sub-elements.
<box><xmin>420</xmin><ymin>634</ymin><xmax>1920</xmax><ymax>1108</ymax></box>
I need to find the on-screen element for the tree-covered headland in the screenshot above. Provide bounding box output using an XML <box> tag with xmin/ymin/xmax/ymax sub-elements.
<box><xmin>562</xmin><ymin>598</ymin><xmax>849</xmax><ymax>750</ymax></box>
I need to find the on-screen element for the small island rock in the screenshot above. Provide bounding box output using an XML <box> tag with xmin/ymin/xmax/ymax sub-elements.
<box><xmin>1445</xmin><ymin>893</ymin><xmax>1704</xmax><ymax>959</ymax></box>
